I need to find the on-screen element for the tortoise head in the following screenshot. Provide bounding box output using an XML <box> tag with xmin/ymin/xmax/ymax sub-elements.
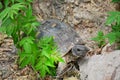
<box><xmin>71</xmin><ymin>45</ymin><xmax>89</xmax><ymax>57</ymax></box>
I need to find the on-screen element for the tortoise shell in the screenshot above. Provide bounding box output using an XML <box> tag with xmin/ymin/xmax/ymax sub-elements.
<box><xmin>37</xmin><ymin>19</ymin><xmax>84</xmax><ymax>56</ymax></box>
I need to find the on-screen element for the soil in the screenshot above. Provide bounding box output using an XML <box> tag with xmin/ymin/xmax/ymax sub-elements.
<box><xmin>0</xmin><ymin>0</ymin><xmax>119</xmax><ymax>80</ymax></box>
<box><xmin>0</xmin><ymin>34</ymin><xmax>37</xmax><ymax>80</ymax></box>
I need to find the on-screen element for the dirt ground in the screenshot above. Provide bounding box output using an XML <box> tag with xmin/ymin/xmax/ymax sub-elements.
<box><xmin>0</xmin><ymin>0</ymin><xmax>119</xmax><ymax>80</ymax></box>
<box><xmin>32</xmin><ymin>0</ymin><xmax>118</xmax><ymax>50</ymax></box>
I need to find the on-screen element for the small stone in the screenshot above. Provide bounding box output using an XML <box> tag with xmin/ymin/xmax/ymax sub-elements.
<box><xmin>16</xmin><ymin>76</ymin><xmax>28</xmax><ymax>80</ymax></box>
<box><xmin>11</xmin><ymin>64</ymin><xmax>18</xmax><ymax>70</ymax></box>
<box><xmin>0</xmin><ymin>71</ymin><xmax>2</xmax><ymax>76</ymax></box>
<box><xmin>83</xmin><ymin>0</ymin><xmax>91</xmax><ymax>3</ymax></box>
<box><xmin>65</xmin><ymin>0</ymin><xmax>74</xmax><ymax>3</ymax></box>
<box><xmin>2</xmin><ymin>70</ymin><xmax>12</xmax><ymax>79</ymax></box>
<box><xmin>74</xmin><ymin>0</ymin><xmax>79</xmax><ymax>6</ymax></box>
<box><xmin>64</xmin><ymin>76</ymin><xmax>78</xmax><ymax>80</ymax></box>
<box><xmin>0</xmin><ymin>77</ymin><xmax>2</xmax><ymax>80</ymax></box>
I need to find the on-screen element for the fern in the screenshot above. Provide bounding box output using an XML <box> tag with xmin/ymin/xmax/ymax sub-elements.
<box><xmin>105</xmin><ymin>11</ymin><xmax>120</xmax><ymax>44</ymax></box>
<box><xmin>92</xmin><ymin>31</ymin><xmax>106</xmax><ymax>47</ymax></box>
<box><xmin>93</xmin><ymin>10</ymin><xmax>120</xmax><ymax>46</ymax></box>
<box><xmin>0</xmin><ymin>3</ymin><xmax>25</xmax><ymax>20</ymax></box>
<box><xmin>105</xmin><ymin>11</ymin><xmax>120</xmax><ymax>25</ymax></box>
<box><xmin>0</xmin><ymin>0</ymin><xmax>63</xmax><ymax>78</ymax></box>
<box><xmin>112</xmin><ymin>0</ymin><xmax>120</xmax><ymax>2</ymax></box>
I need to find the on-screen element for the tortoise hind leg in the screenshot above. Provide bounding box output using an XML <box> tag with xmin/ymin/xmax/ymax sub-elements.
<box><xmin>56</xmin><ymin>62</ymin><xmax>74</xmax><ymax>79</ymax></box>
<box><xmin>57</xmin><ymin>78</ymin><xmax>63</xmax><ymax>80</ymax></box>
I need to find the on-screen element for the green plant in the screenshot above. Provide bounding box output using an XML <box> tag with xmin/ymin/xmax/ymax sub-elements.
<box><xmin>92</xmin><ymin>31</ymin><xmax>106</xmax><ymax>47</ymax></box>
<box><xmin>112</xmin><ymin>0</ymin><xmax>120</xmax><ymax>2</ymax></box>
<box><xmin>105</xmin><ymin>11</ymin><xmax>120</xmax><ymax>44</ymax></box>
<box><xmin>93</xmin><ymin>0</ymin><xmax>120</xmax><ymax>47</ymax></box>
<box><xmin>0</xmin><ymin>0</ymin><xmax>63</xmax><ymax>78</ymax></box>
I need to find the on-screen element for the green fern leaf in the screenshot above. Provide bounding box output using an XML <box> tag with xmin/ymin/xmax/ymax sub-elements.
<box><xmin>40</xmin><ymin>65</ymin><xmax>48</xmax><ymax>77</ymax></box>
<box><xmin>19</xmin><ymin>37</ymin><xmax>34</xmax><ymax>53</ymax></box>
<box><xmin>11</xmin><ymin>3</ymin><xmax>25</xmax><ymax>10</ymax></box>
<box><xmin>4</xmin><ymin>0</ymin><xmax>9</xmax><ymax>8</ymax></box>
<box><xmin>112</xmin><ymin>0</ymin><xmax>120</xmax><ymax>2</ymax></box>
<box><xmin>0</xmin><ymin>8</ymin><xmax>10</xmax><ymax>20</ymax></box>
<box><xmin>45</xmin><ymin>60</ymin><xmax>55</xmax><ymax>67</ymax></box>
<box><xmin>106</xmin><ymin>11</ymin><xmax>120</xmax><ymax>25</ymax></box>
<box><xmin>19</xmin><ymin>52</ymin><xmax>34</xmax><ymax>68</ymax></box>
<box><xmin>105</xmin><ymin>32</ymin><xmax>116</xmax><ymax>44</ymax></box>
<box><xmin>0</xmin><ymin>2</ymin><xmax>3</xmax><ymax>9</ymax></box>
<box><xmin>11</xmin><ymin>0</ymin><xmax>15</xmax><ymax>4</ymax></box>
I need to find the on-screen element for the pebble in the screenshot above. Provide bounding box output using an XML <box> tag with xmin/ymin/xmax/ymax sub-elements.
<box><xmin>0</xmin><ymin>71</ymin><xmax>2</xmax><ymax>76</ymax></box>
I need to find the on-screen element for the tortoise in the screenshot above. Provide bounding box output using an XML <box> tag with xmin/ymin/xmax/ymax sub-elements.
<box><xmin>36</xmin><ymin>19</ymin><xmax>89</xmax><ymax>79</ymax></box>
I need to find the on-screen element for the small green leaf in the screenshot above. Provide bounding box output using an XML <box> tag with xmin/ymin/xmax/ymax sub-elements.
<box><xmin>19</xmin><ymin>37</ymin><xmax>35</xmax><ymax>53</ymax></box>
<box><xmin>40</xmin><ymin>65</ymin><xmax>49</xmax><ymax>78</ymax></box>
<box><xmin>57</xmin><ymin>56</ymin><xmax>64</xmax><ymax>62</ymax></box>
<box><xmin>11</xmin><ymin>0</ymin><xmax>15</xmax><ymax>4</ymax></box>
<box><xmin>31</xmin><ymin>55</ymin><xmax>35</xmax><ymax>66</ymax></box>
<box><xmin>41</xmin><ymin>50</ymin><xmax>50</xmax><ymax>58</ymax></box>
<box><xmin>19</xmin><ymin>52</ymin><xmax>34</xmax><ymax>68</ymax></box>
<box><xmin>0</xmin><ymin>8</ymin><xmax>10</xmax><ymax>20</ymax></box>
<box><xmin>92</xmin><ymin>31</ymin><xmax>105</xmax><ymax>41</ymax></box>
<box><xmin>4</xmin><ymin>0</ymin><xmax>9</xmax><ymax>8</ymax></box>
<box><xmin>35</xmin><ymin>62</ymin><xmax>43</xmax><ymax>70</ymax></box>
<box><xmin>105</xmin><ymin>32</ymin><xmax>116</xmax><ymax>44</ymax></box>
<box><xmin>6</xmin><ymin>26</ymin><xmax>14</xmax><ymax>36</ymax></box>
<box><xmin>112</xmin><ymin>0</ymin><xmax>120</xmax><ymax>2</ymax></box>
<box><xmin>19</xmin><ymin>37</ymin><xmax>34</xmax><ymax>46</ymax></box>
<box><xmin>92</xmin><ymin>31</ymin><xmax>106</xmax><ymax>47</ymax></box>
<box><xmin>106</xmin><ymin>11</ymin><xmax>120</xmax><ymax>25</ymax></box>
<box><xmin>27</xmin><ymin>0</ymin><xmax>33</xmax><ymax>2</ymax></box>
<box><xmin>23</xmin><ymin>42</ymin><xmax>32</xmax><ymax>53</ymax></box>
<box><xmin>19</xmin><ymin>53</ymin><xmax>31</xmax><ymax>68</ymax></box>
<box><xmin>11</xmin><ymin>3</ymin><xmax>25</xmax><ymax>10</ymax></box>
<box><xmin>26</xmin><ymin>5</ymin><xmax>32</xmax><ymax>18</ymax></box>
<box><xmin>32</xmin><ymin>22</ymin><xmax>40</xmax><ymax>27</ymax></box>
<box><xmin>9</xmin><ymin>9</ymin><xmax>17</xmax><ymax>19</ymax></box>
<box><xmin>0</xmin><ymin>2</ymin><xmax>3</xmax><ymax>9</ymax></box>
<box><xmin>45</xmin><ymin>60</ymin><xmax>55</xmax><ymax>67</ymax></box>
<box><xmin>0</xmin><ymin>27</ymin><xmax>6</xmax><ymax>33</ymax></box>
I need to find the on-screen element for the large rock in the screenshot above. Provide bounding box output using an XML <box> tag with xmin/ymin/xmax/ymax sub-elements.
<box><xmin>78</xmin><ymin>50</ymin><xmax>120</xmax><ymax>80</ymax></box>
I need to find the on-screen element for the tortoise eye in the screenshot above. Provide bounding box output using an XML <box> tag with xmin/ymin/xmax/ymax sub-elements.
<box><xmin>77</xmin><ymin>48</ymin><xmax>81</xmax><ymax>51</ymax></box>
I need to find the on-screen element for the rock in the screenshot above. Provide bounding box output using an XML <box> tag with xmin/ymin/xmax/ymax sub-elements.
<box><xmin>83</xmin><ymin>0</ymin><xmax>91</xmax><ymax>3</ymax></box>
<box><xmin>64</xmin><ymin>76</ymin><xmax>78</xmax><ymax>80</ymax></box>
<box><xmin>16</xmin><ymin>76</ymin><xmax>29</xmax><ymax>80</ymax></box>
<box><xmin>0</xmin><ymin>70</ymin><xmax>2</xmax><ymax>76</ymax></box>
<box><xmin>74</xmin><ymin>0</ymin><xmax>79</xmax><ymax>6</ymax></box>
<box><xmin>2</xmin><ymin>69</ymin><xmax>12</xmax><ymax>79</ymax></box>
<box><xmin>78</xmin><ymin>50</ymin><xmax>120</xmax><ymax>80</ymax></box>
<box><xmin>0</xmin><ymin>33</ymin><xmax>4</xmax><ymax>45</ymax></box>
<box><xmin>65</xmin><ymin>0</ymin><xmax>75</xmax><ymax>3</ymax></box>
